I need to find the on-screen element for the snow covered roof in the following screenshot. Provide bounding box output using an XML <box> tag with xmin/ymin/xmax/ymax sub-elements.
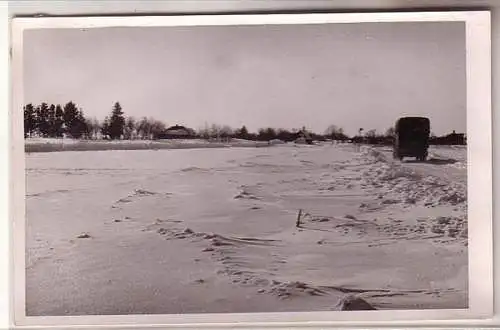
<box><xmin>164</xmin><ymin>125</ymin><xmax>194</xmax><ymax>136</ymax></box>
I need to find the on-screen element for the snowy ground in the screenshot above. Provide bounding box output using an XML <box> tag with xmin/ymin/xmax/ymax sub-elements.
<box><xmin>24</xmin><ymin>138</ymin><xmax>270</xmax><ymax>152</ymax></box>
<box><xmin>25</xmin><ymin>143</ymin><xmax>467</xmax><ymax>315</ymax></box>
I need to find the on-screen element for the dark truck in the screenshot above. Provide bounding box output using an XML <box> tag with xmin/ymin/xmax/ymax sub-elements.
<box><xmin>393</xmin><ymin>116</ymin><xmax>430</xmax><ymax>161</ymax></box>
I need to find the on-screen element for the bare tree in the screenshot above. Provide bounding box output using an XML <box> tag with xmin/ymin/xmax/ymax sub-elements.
<box><xmin>325</xmin><ymin>125</ymin><xmax>345</xmax><ymax>140</ymax></box>
<box><xmin>365</xmin><ymin>129</ymin><xmax>377</xmax><ymax>138</ymax></box>
<box><xmin>86</xmin><ymin>117</ymin><xmax>101</xmax><ymax>139</ymax></box>
<box><xmin>385</xmin><ymin>127</ymin><xmax>395</xmax><ymax>137</ymax></box>
<box><xmin>123</xmin><ymin>116</ymin><xmax>136</xmax><ymax>140</ymax></box>
<box><xmin>135</xmin><ymin>117</ymin><xmax>166</xmax><ymax>140</ymax></box>
<box><xmin>209</xmin><ymin>124</ymin><xmax>222</xmax><ymax>140</ymax></box>
<box><xmin>197</xmin><ymin>126</ymin><xmax>210</xmax><ymax>140</ymax></box>
<box><xmin>136</xmin><ymin>117</ymin><xmax>152</xmax><ymax>139</ymax></box>
<box><xmin>219</xmin><ymin>125</ymin><xmax>234</xmax><ymax>142</ymax></box>
<box><xmin>150</xmin><ymin>120</ymin><xmax>166</xmax><ymax>139</ymax></box>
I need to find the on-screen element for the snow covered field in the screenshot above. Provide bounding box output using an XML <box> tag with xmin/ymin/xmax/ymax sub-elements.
<box><xmin>25</xmin><ymin>143</ymin><xmax>468</xmax><ymax>315</ymax></box>
<box><xmin>24</xmin><ymin>138</ymin><xmax>270</xmax><ymax>153</ymax></box>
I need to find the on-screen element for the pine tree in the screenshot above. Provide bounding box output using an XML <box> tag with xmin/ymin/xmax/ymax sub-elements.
<box><xmin>108</xmin><ymin>102</ymin><xmax>125</xmax><ymax>140</ymax></box>
<box><xmin>54</xmin><ymin>105</ymin><xmax>65</xmax><ymax>137</ymax></box>
<box><xmin>257</xmin><ymin>127</ymin><xmax>277</xmax><ymax>141</ymax></box>
<box><xmin>234</xmin><ymin>125</ymin><xmax>249</xmax><ymax>140</ymax></box>
<box><xmin>63</xmin><ymin>101</ymin><xmax>79</xmax><ymax>133</ymax></box>
<box><xmin>240</xmin><ymin>125</ymin><xmax>249</xmax><ymax>138</ymax></box>
<box><xmin>73</xmin><ymin>109</ymin><xmax>89</xmax><ymax>139</ymax></box>
<box><xmin>63</xmin><ymin>102</ymin><xmax>88</xmax><ymax>138</ymax></box>
<box><xmin>47</xmin><ymin>104</ymin><xmax>56</xmax><ymax>137</ymax></box>
<box><xmin>35</xmin><ymin>103</ymin><xmax>50</xmax><ymax>137</ymax></box>
<box><xmin>23</xmin><ymin>103</ymin><xmax>36</xmax><ymax>138</ymax></box>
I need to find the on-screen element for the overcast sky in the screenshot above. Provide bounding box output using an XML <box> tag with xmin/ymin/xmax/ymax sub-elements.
<box><xmin>24</xmin><ymin>21</ymin><xmax>466</xmax><ymax>136</ymax></box>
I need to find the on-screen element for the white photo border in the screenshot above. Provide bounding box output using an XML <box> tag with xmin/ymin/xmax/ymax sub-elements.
<box><xmin>10</xmin><ymin>11</ymin><xmax>492</xmax><ymax>328</ymax></box>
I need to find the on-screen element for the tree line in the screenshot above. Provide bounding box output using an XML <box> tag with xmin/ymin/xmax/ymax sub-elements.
<box><xmin>24</xmin><ymin>102</ymin><xmax>87</xmax><ymax>138</ymax></box>
<box><xmin>22</xmin><ymin>101</ymin><xmax>353</xmax><ymax>141</ymax></box>
<box><xmin>24</xmin><ymin>101</ymin><xmax>167</xmax><ymax>140</ymax></box>
<box><xmin>195</xmin><ymin>124</ymin><xmax>350</xmax><ymax>142</ymax></box>
<box><xmin>23</xmin><ymin>101</ymin><xmax>465</xmax><ymax>145</ymax></box>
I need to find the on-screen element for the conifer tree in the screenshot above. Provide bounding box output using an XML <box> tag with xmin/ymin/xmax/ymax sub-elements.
<box><xmin>47</xmin><ymin>104</ymin><xmax>56</xmax><ymax>137</ymax></box>
<box><xmin>54</xmin><ymin>105</ymin><xmax>65</xmax><ymax>137</ymax></box>
<box><xmin>36</xmin><ymin>103</ymin><xmax>50</xmax><ymax>136</ymax></box>
<box><xmin>63</xmin><ymin>102</ymin><xmax>88</xmax><ymax>138</ymax></box>
<box><xmin>108</xmin><ymin>102</ymin><xmax>125</xmax><ymax>140</ymax></box>
<box><xmin>23</xmin><ymin>103</ymin><xmax>35</xmax><ymax>138</ymax></box>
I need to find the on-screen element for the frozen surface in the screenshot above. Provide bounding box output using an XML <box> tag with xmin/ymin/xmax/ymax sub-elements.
<box><xmin>24</xmin><ymin>138</ymin><xmax>271</xmax><ymax>152</ymax></box>
<box><xmin>25</xmin><ymin>143</ymin><xmax>467</xmax><ymax>315</ymax></box>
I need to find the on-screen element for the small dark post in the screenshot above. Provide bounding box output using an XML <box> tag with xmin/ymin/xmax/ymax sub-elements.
<box><xmin>296</xmin><ymin>209</ymin><xmax>303</xmax><ymax>228</ymax></box>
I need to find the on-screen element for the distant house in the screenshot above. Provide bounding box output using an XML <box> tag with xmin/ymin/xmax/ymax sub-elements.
<box><xmin>447</xmin><ymin>131</ymin><xmax>466</xmax><ymax>145</ymax></box>
<box><xmin>431</xmin><ymin>130</ymin><xmax>466</xmax><ymax>145</ymax></box>
<box><xmin>158</xmin><ymin>125</ymin><xmax>195</xmax><ymax>139</ymax></box>
<box><xmin>295</xmin><ymin>129</ymin><xmax>313</xmax><ymax>145</ymax></box>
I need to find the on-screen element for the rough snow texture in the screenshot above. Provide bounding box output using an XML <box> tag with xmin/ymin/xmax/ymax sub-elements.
<box><xmin>26</xmin><ymin>143</ymin><xmax>467</xmax><ymax>315</ymax></box>
<box><xmin>24</xmin><ymin>138</ymin><xmax>270</xmax><ymax>153</ymax></box>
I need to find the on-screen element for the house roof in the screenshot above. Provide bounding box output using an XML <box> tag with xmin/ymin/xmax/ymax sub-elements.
<box><xmin>163</xmin><ymin>125</ymin><xmax>195</xmax><ymax>136</ymax></box>
<box><xmin>165</xmin><ymin>125</ymin><xmax>188</xmax><ymax>131</ymax></box>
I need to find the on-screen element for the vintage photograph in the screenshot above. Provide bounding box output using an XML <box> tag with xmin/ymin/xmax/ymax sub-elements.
<box><xmin>16</xmin><ymin>13</ymin><xmax>483</xmax><ymax>321</ymax></box>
